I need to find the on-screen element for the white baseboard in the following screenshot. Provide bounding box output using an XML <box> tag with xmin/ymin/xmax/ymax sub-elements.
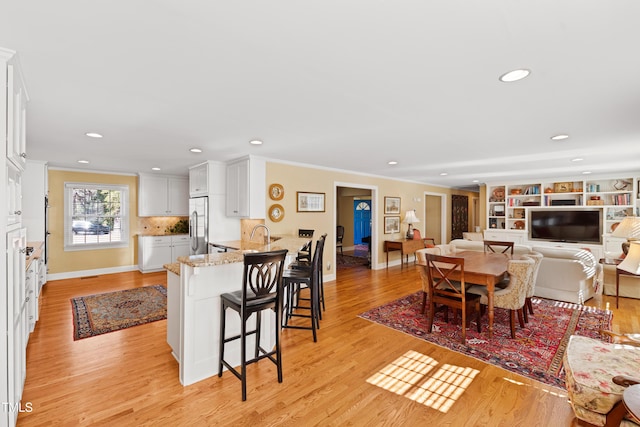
<box><xmin>47</xmin><ymin>264</ymin><xmax>139</xmax><ymax>281</ymax></box>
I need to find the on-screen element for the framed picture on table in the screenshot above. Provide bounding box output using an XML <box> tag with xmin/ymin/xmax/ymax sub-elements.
<box><xmin>384</xmin><ymin>197</ymin><xmax>401</xmax><ymax>214</ymax></box>
<box><xmin>384</xmin><ymin>216</ymin><xmax>400</xmax><ymax>234</ymax></box>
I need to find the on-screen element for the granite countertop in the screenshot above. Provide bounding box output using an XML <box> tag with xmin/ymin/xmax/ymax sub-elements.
<box><xmin>26</xmin><ymin>241</ymin><xmax>45</xmax><ymax>271</ymax></box>
<box><xmin>178</xmin><ymin>236</ymin><xmax>310</xmax><ymax>268</ymax></box>
<box><xmin>138</xmin><ymin>233</ymin><xmax>188</xmax><ymax>237</ymax></box>
<box><xmin>164</xmin><ymin>262</ymin><xmax>181</xmax><ymax>275</ymax></box>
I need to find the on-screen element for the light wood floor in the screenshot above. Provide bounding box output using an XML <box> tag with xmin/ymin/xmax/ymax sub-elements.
<box><xmin>18</xmin><ymin>263</ymin><xmax>638</xmax><ymax>426</ymax></box>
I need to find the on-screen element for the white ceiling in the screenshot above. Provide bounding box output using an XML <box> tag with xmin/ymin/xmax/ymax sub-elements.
<box><xmin>2</xmin><ymin>1</ymin><xmax>640</xmax><ymax>189</ymax></box>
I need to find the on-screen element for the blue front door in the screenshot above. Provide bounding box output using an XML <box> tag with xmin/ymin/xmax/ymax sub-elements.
<box><xmin>353</xmin><ymin>200</ymin><xmax>371</xmax><ymax>244</ymax></box>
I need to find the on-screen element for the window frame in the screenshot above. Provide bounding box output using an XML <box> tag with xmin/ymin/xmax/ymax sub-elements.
<box><xmin>64</xmin><ymin>182</ymin><xmax>129</xmax><ymax>251</ymax></box>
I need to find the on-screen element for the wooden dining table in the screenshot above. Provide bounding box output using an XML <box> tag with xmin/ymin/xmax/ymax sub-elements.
<box><xmin>418</xmin><ymin>250</ymin><xmax>521</xmax><ymax>338</ymax></box>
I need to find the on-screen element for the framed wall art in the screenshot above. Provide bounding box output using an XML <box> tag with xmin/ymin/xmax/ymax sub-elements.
<box><xmin>297</xmin><ymin>192</ymin><xmax>325</xmax><ymax>212</ymax></box>
<box><xmin>384</xmin><ymin>197</ymin><xmax>401</xmax><ymax>214</ymax></box>
<box><xmin>384</xmin><ymin>216</ymin><xmax>400</xmax><ymax>234</ymax></box>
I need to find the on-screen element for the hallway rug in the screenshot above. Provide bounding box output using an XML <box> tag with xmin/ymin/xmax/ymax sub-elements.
<box><xmin>71</xmin><ymin>285</ymin><xmax>167</xmax><ymax>340</ymax></box>
<box><xmin>359</xmin><ymin>292</ymin><xmax>612</xmax><ymax>389</ymax></box>
<box><xmin>337</xmin><ymin>254</ymin><xmax>369</xmax><ymax>269</ymax></box>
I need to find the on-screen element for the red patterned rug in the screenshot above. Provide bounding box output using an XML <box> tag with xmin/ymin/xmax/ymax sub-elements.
<box><xmin>71</xmin><ymin>285</ymin><xmax>167</xmax><ymax>340</ymax></box>
<box><xmin>359</xmin><ymin>292</ymin><xmax>612</xmax><ymax>389</ymax></box>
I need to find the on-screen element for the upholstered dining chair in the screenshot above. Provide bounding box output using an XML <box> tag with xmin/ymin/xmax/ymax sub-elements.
<box><xmin>468</xmin><ymin>257</ymin><xmax>534</xmax><ymax>338</ymax></box>
<box><xmin>523</xmin><ymin>251</ymin><xmax>543</xmax><ymax>322</ymax></box>
<box><xmin>218</xmin><ymin>249</ymin><xmax>288</xmax><ymax>401</ymax></box>
<box><xmin>424</xmin><ymin>253</ymin><xmax>482</xmax><ymax>344</ymax></box>
<box><xmin>483</xmin><ymin>240</ymin><xmax>515</xmax><ymax>255</ymax></box>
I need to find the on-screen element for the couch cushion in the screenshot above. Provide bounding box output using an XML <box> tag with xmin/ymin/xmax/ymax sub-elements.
<box><xmin>564</xmin><ymin>335</ymin><xmax>640</xmax><ymax>418</ymax></box>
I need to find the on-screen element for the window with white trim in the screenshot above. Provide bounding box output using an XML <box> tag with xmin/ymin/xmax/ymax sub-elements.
<box><xmin>64</xmin><ymin>183</ymin><xmax>129</xmax><ymax>250</ymax></box>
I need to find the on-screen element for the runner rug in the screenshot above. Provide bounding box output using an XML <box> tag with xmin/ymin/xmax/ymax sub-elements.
<box><xmin>71</xmin><ymin>285</ymin><xmax>167</xmax><ymax>340</ymax></box>
<box><xmin>359</xmin><ymin>291</ymin><xmax>612</xmax><ymax>389</ymax></box>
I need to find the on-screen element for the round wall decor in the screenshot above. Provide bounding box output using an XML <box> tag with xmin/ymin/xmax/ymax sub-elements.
<box><xmin>269</xmin><ymin>183</ymin><xmax>284</xmax><ymax>200</ymax></box>
<box><xmin>269</xmin><ymin>204</ymin><xmax>285</xmax><ymax>222</ymax></box>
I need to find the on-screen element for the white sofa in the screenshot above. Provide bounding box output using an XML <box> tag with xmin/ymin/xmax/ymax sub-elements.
<box><xmin>425</xmin><ymin>239</ymin><xmax>598</xmax><ymax>304</ymax></box>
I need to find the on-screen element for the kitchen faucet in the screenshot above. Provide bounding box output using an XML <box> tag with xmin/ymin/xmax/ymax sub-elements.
<box><xmin>250</xmin><ymin>224</ymin><xmax>271</xmax><ymax>244</ymax></box>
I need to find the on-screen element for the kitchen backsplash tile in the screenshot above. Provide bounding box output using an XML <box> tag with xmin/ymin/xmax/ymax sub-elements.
<box><xmin>138</xmin><ymin>216</ymin><xmax>188</xmax><ymax>235</ymax></box>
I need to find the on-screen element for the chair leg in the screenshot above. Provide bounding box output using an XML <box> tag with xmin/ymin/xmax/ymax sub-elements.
<box><xmin>509</xmin><ymin>310</ymin><xmax>517</xmax><ymax>339</ymax></box>
<box><xmin>218</xmin><ymin>304</ymin><xmax>226</xmax><ymax>377</ymax></box>
<box><xmin>275</xmin><ymin>305</ymin><xmax>283</xmax><ymax>383</ymax></box>
<box><xmin>475</xmin><ymin>302</ymin><xmax>481</xmax><ymax>333</ymax></box>
<box><xmin>421</xmin><ymin>291</ymin><xmax>427</xmax><ymax>314</ymax></box>
<box><xmin>517</xmin><ymin>309</ymin><xmax>525</xmax><ymax>328</ymax></box>
<box><xmin>526</xmin><ymin>297</ymin><xmax>534</xmax><ymax>315</ymax></box>
<box><xmin>255</xmin><ymin>311</ymin><xmax>262</xmax><ymax>359</ymax></box>
<box><xmin>523</xmin><ymin>305</ymin><xmax>529</xmax><ymax>323</ymax></box>
<box><xmin>240</xmin><ymin>316</ymin><xmax>247</xmax><ymax>401</ymax></box>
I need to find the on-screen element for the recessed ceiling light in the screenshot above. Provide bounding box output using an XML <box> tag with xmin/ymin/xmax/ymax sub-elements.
<box><xmin>440</xmin><ymin>172</ymin><xmax>448</xmax><ymax>176</ymax></box>
<box><xmin>388</xmin><ymin>161</ymin><xmax>398</xmax><ymax>165</ymax></box>
<box><xmin>472</xmin><ymin>180</ymin><xmax>479</xmax><ymax>183</ymax></box>
<box><xmin>249</xmin><ymin>139</ymin><xmax>263</xmax><ymax>145</ymax></box>
<box><xmin>571</xmin><ymin>158</ymin><xmax>584</xmax><ymax>162</ymax></box>
<box><xmin>85</xmin><ymin>132</ymin><xmax>103</xmax><ymax>138</ymax></box>
<box><xmin>77</xmin><ymin>160</ymin><xmax>89</xmax><ymax>164</ymax></box>
<box><xmin>151</xmin><ymin>167</ymin><xmax>161</xmax><ymax>171</ymax></box>
<box><xmin>189</xmin><ymin>148</ymin><xmax>202</xmax><ymax>153</ymax></box>
<box><xmin>582</xmin><ymin>171</ymin><xmax>592</xmax><ymax>175</ymax></box>
<box><xmin>499</xmin><ymin>69</ymin><xmax>531</xmax><ymax>83</ymax></box>
<box><xmin>551</xmin><ymin>134</ymin><xmax>570</xmax><ymax>141</ymax></box>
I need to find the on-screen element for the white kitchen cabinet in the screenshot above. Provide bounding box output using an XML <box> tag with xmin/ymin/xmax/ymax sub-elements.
<box><xmin>6</xmin><ymin>163</ymin><xmax>22</xmax><ymax>227</ymax></box>
<box><xmin>6</xmin><ymin>62</ymin><xmax>27</xmax><ymax>171</ymax></box>
<box><xmin>189</xmin><ymin>160</ymin><xmax>226</xmax><ymax>197</ymax></box>
<box><xmin>6</xmin><ymin>227</ymin><xmax>26</xmax><ymax>427</ymax></box>
<box><xmin>138</xmin><ymin>174</ymin><xmax>189</xmax><ymax>216</ymax></box>
<box><xmin>25</xmin><ymin>258</ymin><xmax>37</xmax><ymax>333</ymax></box>
<box><xmin>138</xmin><ymin>234</ymin><xmax>190</xmax><ymax>273</ymax></box>
<box><xmin>226</xmin><ymin>156</ymin><xmax>265</xmax><ymax>218</ymax></box>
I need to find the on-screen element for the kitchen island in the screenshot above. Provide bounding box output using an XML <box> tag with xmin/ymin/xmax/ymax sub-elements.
<box><xmin>167</xmin><ymin>236</ymin><xmax>310</xmax><ymax>386</ymax></box>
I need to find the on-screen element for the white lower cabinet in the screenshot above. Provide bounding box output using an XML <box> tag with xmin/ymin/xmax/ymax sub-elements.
<box><xmin>138</xmin><ymin>235</ymin><xmax>190</xmax><ymax>273</ymax></box>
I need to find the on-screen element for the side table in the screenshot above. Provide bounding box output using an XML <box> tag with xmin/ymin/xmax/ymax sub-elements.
<box><xmin>599</xmin><ymin>257</ymin><xmax>640</xmax><ymax>309</ymax></box>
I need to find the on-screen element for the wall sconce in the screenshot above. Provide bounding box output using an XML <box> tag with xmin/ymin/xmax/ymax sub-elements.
<box><xmin>403</xmin><ymin>210</ymin><xmax>420</xmax><ymax>239</ymax></box>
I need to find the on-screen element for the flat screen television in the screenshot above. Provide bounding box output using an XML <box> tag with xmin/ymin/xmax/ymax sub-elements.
<box><xmin>529</xmin><ymin>209</ymin><xmax>602</xmax><ymax>244</ymax></box>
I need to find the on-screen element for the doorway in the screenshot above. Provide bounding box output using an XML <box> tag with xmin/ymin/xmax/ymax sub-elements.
<box><xmin>424</xmin><ymin>193</ymin><xmax>446</xmax><ymax>244</ymax></box>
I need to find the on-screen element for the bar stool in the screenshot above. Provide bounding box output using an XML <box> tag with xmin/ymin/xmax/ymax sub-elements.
<box><xmin>296</xmin><ymin>229</ymin><xmax>314</xmax><ymax>262</ymax></box>
<box><xmin>218</xmin><ymin>249</ymin><xmax>288</xmax><ymax>401</ymax></box>
<box><xmin>282</xmin><ymin>235</ymin><xmax>325</xmax><ymax>342</ymax></box>
<box><xmin>289</xmin><ymin>233</ymin><xmax>326</xmax><ymax>314</ymax></box>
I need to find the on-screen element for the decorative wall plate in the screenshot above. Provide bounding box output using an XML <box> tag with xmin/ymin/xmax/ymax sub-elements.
<box><xmin>269</xmin><ymin>204</ymin><xmax>284</xmax><ymax>222</ymax></box>
<box><xmin>269</xmin><ymin>183</ymin><xmax>284</xmax><ymax>201</ymax></box>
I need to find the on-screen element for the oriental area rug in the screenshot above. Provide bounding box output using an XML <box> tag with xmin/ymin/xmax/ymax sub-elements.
<box><xmin>71</xmin><ymin>285</ymin><xmax>167</xmax><ymax>340</ymax></box>
<box><xmin>359</xmin><ymin>292</ymin><xmax>612</xmax><ymax>389</ymax></box>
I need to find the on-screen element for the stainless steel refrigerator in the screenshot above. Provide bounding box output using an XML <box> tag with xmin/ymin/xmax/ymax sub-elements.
<box><xmin>189</xmin><ymin>197</ymin><xmax>209</xmax><ymax>255</ymax></box>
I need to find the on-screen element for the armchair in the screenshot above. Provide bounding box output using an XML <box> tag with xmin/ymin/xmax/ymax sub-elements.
<box><xmin>563</xmin><ymin>332</ymin><xmax>640</xmax><ymax>426</ymax></box>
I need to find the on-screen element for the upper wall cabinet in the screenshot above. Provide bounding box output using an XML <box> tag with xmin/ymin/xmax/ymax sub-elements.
<box><xmin>188</xmin><ymin>160</ymin><xmax>226</xmax><ymax>197</ymax></box>
<box><xmin>226</xmin><ymin>156</ymin><xmax>265</xmax><ymax>218</ymax></box>
<box><xmin>6</xmin><ymin>58</ymin><xmax>28</xmax><ymax>171</ymax></box>
<box><xmin>138</xmin><ymin>174</ymin><xmax>189</xmax><ymax>217</ymax></box>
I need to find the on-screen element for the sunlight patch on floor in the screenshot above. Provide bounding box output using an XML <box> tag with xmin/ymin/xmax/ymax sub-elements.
<box><xmin>366</xmin><ymin>349</ymin><xmax>479</xmax><ymax>413</ymax></box>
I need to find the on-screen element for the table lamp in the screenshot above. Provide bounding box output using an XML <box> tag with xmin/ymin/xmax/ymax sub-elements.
<box><xmin>611</xmin><ymin>216</ymin><xmax>640</xmax><ymax>255</ymax></box>
<box><xmin>403</xmin><ymin>210</ymin><xmax>419</xmax><ymax>239</ymax></box>
<box><xmin>618</xmin><ymin>241</ymin><xmax>640</xmax><ymax>275</ymax></box>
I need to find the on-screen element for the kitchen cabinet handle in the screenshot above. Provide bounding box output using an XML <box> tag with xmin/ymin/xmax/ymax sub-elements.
<box><xmin>14</xmin><ymin>210</ymin><xmax>22</xmax><ymax>215</ymax></box>
<box><xmin>20</xmin><ymin>152</ymin><xmax>27</xmax><ymax>158</ymax></box>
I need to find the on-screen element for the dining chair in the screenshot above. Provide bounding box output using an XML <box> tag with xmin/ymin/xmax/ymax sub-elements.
<box><xmin>483</xmin><ymin>240</ymin><xmax>515</xmax><ymax>255</ymax></box>
<box><xmin>282</xmin><ymin>235</ymin><xmax>326</xmax><ymax>342</ymax></box>
<box><xmin>218</xmin><ymin>249</ymin><xmax>288</xmax><ymax>401</ymax></box>
<box><xmin>336</xmin><ymin>225</ymin><xmax>344</xmax><ymax>256</ymax></box>
<box><xmin>296</xmin><ymin>229</ymin><xmax>314</xmax><ymax>262</ymax></box>
<box><xmin>424</xmin><ymin>253</ymin><xmax>482</xmax><ymax>344</ymax></box>
<box><xmin>523</xmin><ymin>252</ymin><xmax>543</xmax><ymax>322</ymax></box>
<box><xmin>468</xmin><ymin>258</ymin><xmax>534</xmax><ymax>338</ymax></box>
<box><xmin>416</xmin><ymin>247</ymin><xmax>443</xmax><ymax>314</ymax></box>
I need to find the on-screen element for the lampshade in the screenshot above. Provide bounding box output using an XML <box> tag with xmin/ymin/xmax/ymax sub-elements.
<box><xmin>618</xmin><ymin>241</ymin><xmax>640</xmax><ymax>275</ymax></box>
<box><xmin>403</xmin><ymin>210</ymin><xmax>420</xmax><ymax>224</ymax></box>
<box><xmin>611</xmin><ymin>216</ymin><xmax>640</xmax><ymax>239</ymax></box>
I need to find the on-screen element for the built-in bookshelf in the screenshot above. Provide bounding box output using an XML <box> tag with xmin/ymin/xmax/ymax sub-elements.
<box><xmin>486</xmin><ymin>175</ymin><xmax>638</xmax><ymax>237</ymax></box>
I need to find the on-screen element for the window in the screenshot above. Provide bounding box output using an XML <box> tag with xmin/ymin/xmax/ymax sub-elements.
<box><xmin>64</xmin><ymin>183</ymin><xmax>129</xmax><ymax>250</ymax></box>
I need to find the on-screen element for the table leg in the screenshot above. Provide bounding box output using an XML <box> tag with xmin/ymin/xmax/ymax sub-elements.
<box><xmin>386</xmin><ymin>249</ymin><xmax>389</xmax><ymax>269</ymax></box>
<box><xmin>487</xmin><ymin>281</ymin><xmax>494</xmax><ymax>338</ymax></box>
<box><xmin>616</xmin><ymin>268</ymin><xmax>620</xmax><ymax>309</ymax></box>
